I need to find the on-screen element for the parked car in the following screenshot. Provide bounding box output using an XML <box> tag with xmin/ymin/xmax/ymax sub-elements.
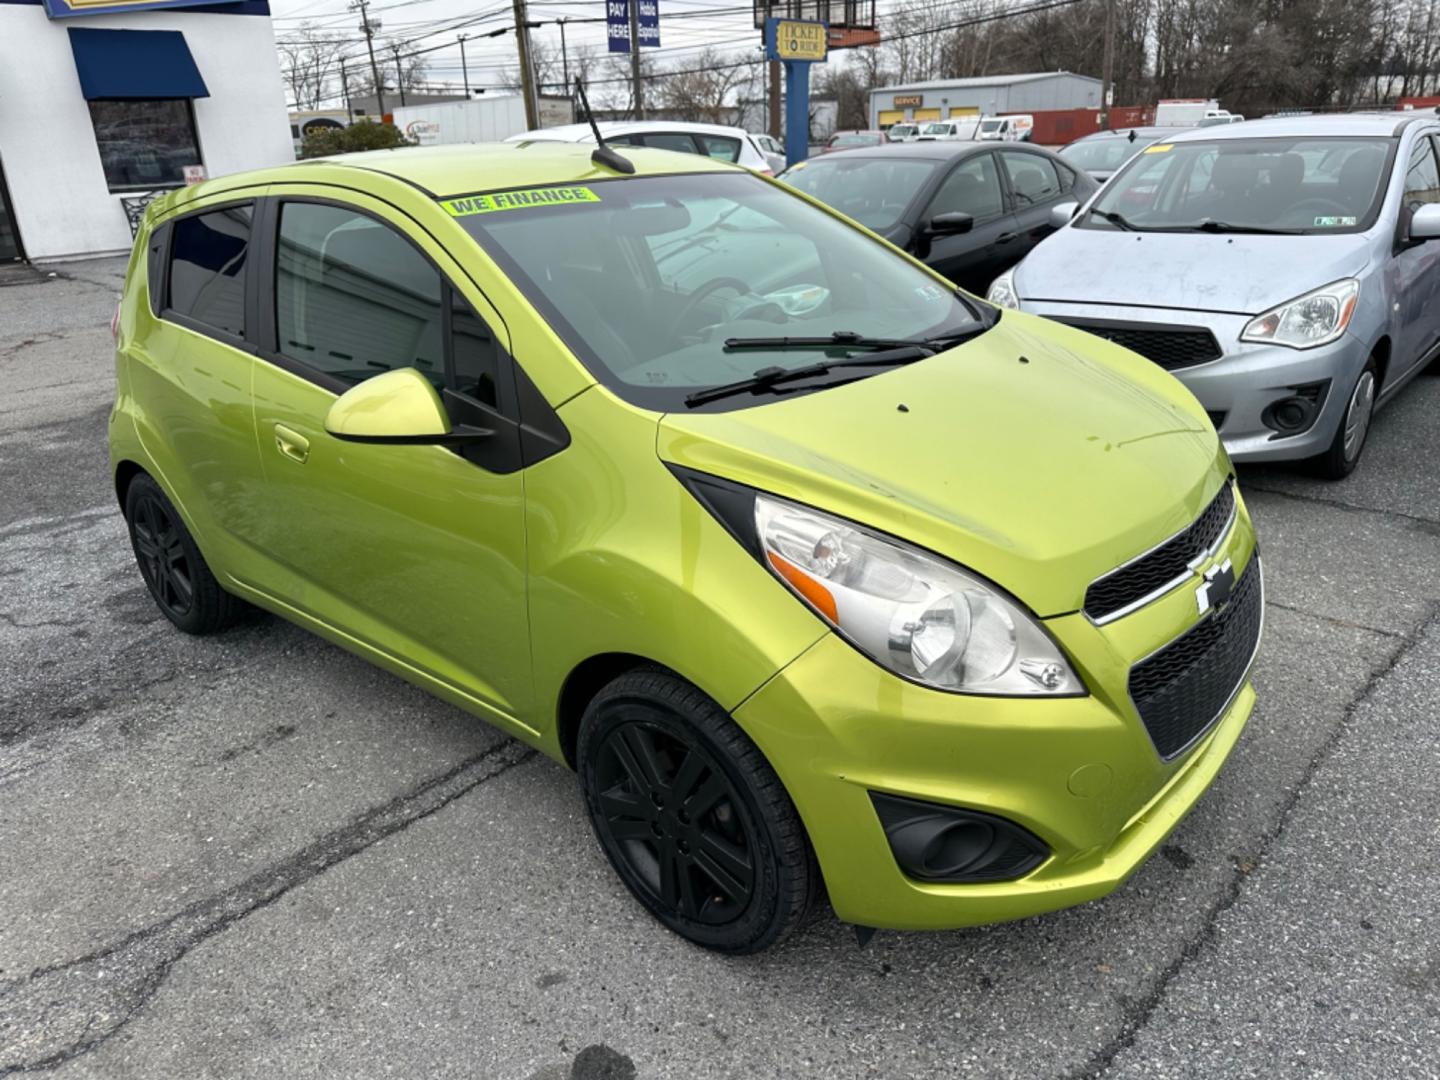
<box><xmin>989</xmin><ymin>113</ymin><xmax>1440</xmax><ymax>477</ymax></box>
<box><xmin>977</xmin><ymin>115</ymin><xmax>1034</xmax><ymax>142</ymax></box>
<box><xmin>506</xmin><ymin>120</ymin><xmax>778</xmax><ymax>174</ymax></box>
<box><xmin>819</xmin><ymin>129</ymin><xmax>886</xmax><ymax>153</ymax></box>
<box><xmin>112</xmin><ymin>141</ymin><xmax>1259</xmax><ymax>953</ymax></box>
<box><xmin>887</xmin><ymin>122</ymin><xmax>923</xmax><ymax>142</ymax></box>
<box><xmin>1058</xmin><ymin>126</ymin><xmax>1189</xmax><ymax>183</ymax></box>
<box><xmin>750</xmin><ymin>131</ymin><xmax>786</xmax><ymax>172</ymax></box>
<box><xmin>780</xmin><ymin>140</ymin><xmax>1098</xmax><ymax>293</ymax></box>
<box><xmin>916</xmin><ymin>117</ymin><xmax>980</xmax><ymax>141</ymax></box>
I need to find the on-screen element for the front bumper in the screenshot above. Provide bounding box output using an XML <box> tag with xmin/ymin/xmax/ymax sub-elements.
<box><xmin>1022</xmin><ymin>300</ymin><xmax>1371</xmax><ymax>464</ymax></box>
<box><xmin>734</xmin><ymin>497</ymin><xmax>1259</xmax><ymax>930</ymax></box>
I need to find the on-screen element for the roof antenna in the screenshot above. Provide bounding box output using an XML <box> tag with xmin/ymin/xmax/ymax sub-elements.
<box><xmin>575</xmin><ymin>77</ymin><xmax>635</xmax><ymax>175</ymax></box>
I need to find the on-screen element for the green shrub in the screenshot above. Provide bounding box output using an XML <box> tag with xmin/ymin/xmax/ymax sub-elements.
<box><xmin>300</xmin><ymin>121</ymin><xmax>414</xmax><ymax>159</ymax></box>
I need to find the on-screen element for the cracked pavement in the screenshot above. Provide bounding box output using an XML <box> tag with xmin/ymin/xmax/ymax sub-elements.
<box><xmin>2</xmin><ymin>260</ymin><xmax>1438</xmax><ymax>1078</ymax></box>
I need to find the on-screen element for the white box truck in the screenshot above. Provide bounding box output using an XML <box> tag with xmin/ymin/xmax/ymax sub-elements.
<box><xmin>1154</xmin><ymin>99</ymin><xmax>1222</xmax><ymax>127</ymax></box>
<box><xmin>393</xmin><ymin>95</ymin><xmax>574</xmax><ymax>146</ymax></box>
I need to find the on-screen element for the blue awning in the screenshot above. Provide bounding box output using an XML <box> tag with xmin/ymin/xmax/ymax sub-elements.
<box><xmin>67</xmin><ymin>28</ymin><xmax>209</xmax><ymax>100</ymax></box>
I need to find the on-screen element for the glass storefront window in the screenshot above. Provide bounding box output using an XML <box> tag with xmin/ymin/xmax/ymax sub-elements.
<box><xmin>87</xmin><ymin>99</ymin><xmax>202</xmax><ymax>192</ymax></box>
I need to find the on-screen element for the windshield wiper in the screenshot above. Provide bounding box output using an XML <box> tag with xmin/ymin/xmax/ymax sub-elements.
<box><xmin>1088</xmin><ymin>207</ymin><xmax>1137</xmax><ymax>231</ymax></box>
<box><xmin>722</xmin><ymin>330</ymin><xmax>926</xmax><ymax>352</ymax></box>
<box><xmin>1184</xmin><ymin>219</ymin><xmax>1303</xmax><ymax>235</ymax></box>
<box><xmin>683</xmin><ymin>345</ymin><xmax>933</xmax><ymax>407</ymax></box>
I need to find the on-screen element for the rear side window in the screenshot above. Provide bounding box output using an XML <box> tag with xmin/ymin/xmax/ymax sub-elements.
<box><xmin>698</xmin><ymin>135</ymin><xmax>742</xmax><ymax>162</ymax></box>
<box><xmin>168</xmin><ymin>206</ymin><xmax>251</xmax><ymax>337</ymax></box>
<box><xmin>641</xmin><ymin>133</ymin><xmax>701</xmax><ymax>155</ymax></box>
<box><xmin>276</xmin><ymin>202</ymin><xmax>444</xmax><ymax>386</ymax></box>
<box><xmin>999</xmin><ymin>151</ymin><xmax>1062</xmax><ymax>206</ymax></box>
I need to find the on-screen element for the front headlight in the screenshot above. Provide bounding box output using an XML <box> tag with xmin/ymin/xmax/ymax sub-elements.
<box><xmin>1240</xmin><ymin>278</ymin><xmax>1359</xmax><ymax>349</ymax></box>
<box><xmin>986</xmin><ymin>269</ymin><xmax>1020</xmax><ymax>310</ymax></box>
<box><xmin>752</xmin><ymin>492</ymin><xmax>1081</xmax><ymax>696</ymax></box>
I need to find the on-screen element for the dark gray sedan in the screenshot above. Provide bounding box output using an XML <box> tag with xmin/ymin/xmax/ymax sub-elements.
<box><xmin>778</xmin><ymin>141</ymin><xmax>1098</xmax><ymax>295</ymax></box>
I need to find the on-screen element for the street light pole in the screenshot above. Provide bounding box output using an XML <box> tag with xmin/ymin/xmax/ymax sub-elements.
<box><xmin>629</xmin><ymin>0</ymin><xmax>644</xmax><ymax>119</ymax></box>
<box><xmin>1099</xmin><ymin>0</ymin><xmax>1116</xmax><ymax>130</ymax></box>
<box><xmin>511</xmin><ymin>0</ymin><xmax>540</xmax><ymax>128</ymax></box>
<box><xmin>340</xmin><ymin>57</ymin><xmax>354</xmax><ymax>123</ymax></box>
<box><xmin>459</xmin><ymin>34</ymin><xmax>470</xmax><ymax>96</ymax></box>
<box><xmin>393</xmin><ymin>44</ymin><xmax>407</xmax><ymax>107</ymax></box>
<box><xmin>558</xmin><ymin>17</ymin><xmax>569</xmax><ymax>90</ymax></box>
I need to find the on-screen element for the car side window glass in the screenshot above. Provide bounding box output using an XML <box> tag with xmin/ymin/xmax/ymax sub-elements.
<box><xmin>450</xmin><ymin>291</ymin><xmax>500</xmax><ymax>408</ymax></box>
<box><xmin>276</xmin><ymin>202</ymin><xmax>444</xmax><ymax>387</ymax></box>
<box><xmin>168</xmin><ymin>205</ymin><xmax>251</xmax><ymax>337</ymax></box>
<box><xmin>698</xmin><ymin>135</ymin><xmax>742</xmax><ymax>162</ymax></box>
<box><xmin>1403</xmin><ymin>137</ymin><xmax>1440</xmax><ymax>211</ymax></box>
<box><xmin>1055</xmin><ymin>161</ymin><xmax>1078</xmax><ymax>192</ymax></box>
<box><xmin>641</xmin><ymin>133</ymin><xmax>701</xmax><ymax>155</ymax></box>
<box><xmin>927</xmin><ymin>154</ymin><xmax>1005</xmax><ymax>221</ymax></box>
<box><xmin>999</xmin><ymin>151</ymin><xmax>1062</xmax><ymax>207</ymax></box>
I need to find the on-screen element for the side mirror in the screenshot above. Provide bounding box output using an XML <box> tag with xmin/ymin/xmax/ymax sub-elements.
<box><xmin>324</xmin><ymin>367</ymin><xmax>491</xmax><ymax>446</ymax></box>
<box><xmin>1049</xmin><ymin>201</ymin><xmax>1080</xmax><ymax>229</ymax></box>
<box><xmin>926</xmin><ymin>211</ymin><xmax>974</xmax><ymax>236</ymax></box>
<box><xmin>1409</xmin><ymin>202</ymin><xmax>1440</xmax><ymax>241</ymax></box>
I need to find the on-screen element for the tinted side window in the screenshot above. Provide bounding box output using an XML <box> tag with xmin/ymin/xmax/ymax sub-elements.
<box><xmin>276</xmin><ymin>203</ymin><xmax>444</xmax><ymax>386</ymax></box>
<box><xmin>641</xmin><ymin>133</ymin><xmax>701</xmax><ymax>155</ymax></box>
<box><xmin>999</xmin><ymin>151</ymin><xmax>1062</xmax><ymax>206</ymax></box>
<box><xmin>927</xmin><ymin>154</ymin><xmax>1005</xmax><ymax>220</ymax></box>
<box><xmin>1403</xmin><ymin>137</ymin><xmax>1440</xmax><ymax>211</ymax></box>
<box><xmin>451</xmin><ymin>292</ymin><xmax>500</xmax><ymax>408</ymax></box>
<box><xmin>168</xmin><ymin>206</ymin><xmax>251</xmax><ymax>336</ymax></box>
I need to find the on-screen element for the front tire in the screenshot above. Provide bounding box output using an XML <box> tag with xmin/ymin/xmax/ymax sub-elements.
<box><xmin>124</xmin><ymin>473</ymin><xmax>248</xmax><ymax>634</ymax></box>
<box><xmin>577</xmin><ymin>669</ymin><xmax>819</xmax><ymax>954</ymax></box>
<box><xmin>1309</xmin><ymin>357</ymin><xmax>1377</xmax><ymax>480</ymax></box>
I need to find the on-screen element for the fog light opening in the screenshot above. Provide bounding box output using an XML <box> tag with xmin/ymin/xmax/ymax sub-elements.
<box><xmin>871</xmin><ymin>792</ymin><xmax>1050</xmax><ymax>883</ymax></box>
<box><xmin>1261</xmin><ymin>380</ymin><xmax>1330</xmax><ymax>439</ymax></box>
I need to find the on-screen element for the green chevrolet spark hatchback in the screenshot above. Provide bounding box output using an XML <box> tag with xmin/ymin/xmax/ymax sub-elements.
<box><xmin>111</xmin><ymin>141</ymin><xmax>1261</xmax><ymax>953</ymax></box>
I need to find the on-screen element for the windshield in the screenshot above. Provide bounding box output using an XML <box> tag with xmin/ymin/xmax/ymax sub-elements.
<box><xmin>891</xmin><ymin>125</ymin><xmax>917</xmax><ymax>137</ymax></box>
<box><xmin>980</xmin><ymin>120</ymin><xmax>1003</xmax><ymax>133</ymax></box>
<box><xmin>453</xmin><ymin>173</ymin><xmax>983</xmax><ymax>411</ymax></box>
<box><xmin>780</xmin><ymin>155</ymin><xmax>938</xmax><ymax>230</ymax></box>
<box><xmin>1083</xmin><ymin>136</ymin><xmax>1394</xmax><ymax>233</ymax></box>
<box><xmin>1059</xmin><ymin>136</ymin><xmax>1147</xmax><ymax>173</ymax></box>
<box><xmin>830</xmin><ymin>133</ymin><xmax>879</xmax><ymax>148</ymax></box>
<box><xmin>922</xmin><ymin>123</ymin><xmax>950</xmax><ymax>135</ymax></box>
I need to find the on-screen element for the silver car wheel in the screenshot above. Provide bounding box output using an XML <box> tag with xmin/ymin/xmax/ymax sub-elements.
<box><xmin>1342</xmin><ymin>369</ymin><xmax>1376</xmax><ymax>463</ymax></box>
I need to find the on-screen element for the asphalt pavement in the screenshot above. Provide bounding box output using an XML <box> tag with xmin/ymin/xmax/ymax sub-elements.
<box><xmin>2</xmin><ymin>260</ymin><xmax>1437</xmax><ymax>1079</ymax></box>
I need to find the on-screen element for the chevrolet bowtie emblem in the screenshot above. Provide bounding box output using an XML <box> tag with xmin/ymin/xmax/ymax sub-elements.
<box><xmin>1196</xmin><ymin>558</ymin><xmax>1235</xmax><ymax>615</ymax></box>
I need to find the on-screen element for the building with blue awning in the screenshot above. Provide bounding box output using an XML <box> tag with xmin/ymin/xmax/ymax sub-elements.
<box><xmin>0</xmin><ymin>0</ymin><xmax>291</xmax><ymax>260</ymax></box>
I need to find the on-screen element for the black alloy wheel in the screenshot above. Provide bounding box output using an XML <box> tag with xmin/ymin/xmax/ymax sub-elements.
<box><xmin>123</xmin><ymin>473</ymin><xmax>248</xmax><ymax>634</ymax></box>
<box><xmin>578</xmin><ymin>670</ymin><xmax>819</xmax><ymax>953</ymax></box>
<box><xmin>130</xmin><ymin>489</ymin><xmax>194</xmax><ymax>619</ymax></box>
<box><xmin>594</xmin><ymin>719</ymin><xmax>756</xmax><ymax>926</ymax></box>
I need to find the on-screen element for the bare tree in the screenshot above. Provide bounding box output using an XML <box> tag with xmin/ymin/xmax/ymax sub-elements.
<box><xmin>344</xmin><ymin>37</ymin><xmax>431</xmax><ymax>102</ymax></box>
<box><xmin>656</xmin><ymin>48</ymin><xmax>759</xmax><ymax>124</ymax></box>
<box><xmin>278</xmin><ymin>23</ymin><xmax>349</xmax><ymax>110</ymax></box>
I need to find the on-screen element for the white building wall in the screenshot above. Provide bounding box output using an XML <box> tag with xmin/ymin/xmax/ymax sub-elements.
<box><xmin>0</xmin><ymin>4</ymin><xmax>292</xmax><ymax>260</ymax></box>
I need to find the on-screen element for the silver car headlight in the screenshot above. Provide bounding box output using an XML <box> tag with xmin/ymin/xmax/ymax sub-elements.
<box><xmin>986</xmin><ymin>269</ymin><xmax>1020</xmax><ymax>310</ymax></box>
<box><xmin>753</xmin><ymin>493</ymin><xmax>1082</xmax><ymax>696</ymax></box>
<box><xmin>1240</xmin><ymin>278</ymin><xmax>1359</xmax><ymax>349</ymax></box>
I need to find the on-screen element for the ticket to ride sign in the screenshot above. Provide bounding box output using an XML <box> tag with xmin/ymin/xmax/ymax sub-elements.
<box><xmin>765</xmin><ymin>18</ymin><xmax>828</xmax><ymax>62</ymax></box>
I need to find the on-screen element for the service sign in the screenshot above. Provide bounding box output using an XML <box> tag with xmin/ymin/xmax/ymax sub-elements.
<box><xmin>765</xmin><ymin>18</ymin><xmax>828</xmax><ymax>63</ymax></box>
<box><xmin>43</xmin><ymin>0</ymin><xmax>247</xmax><ymax>17</ymax></box>
<box><xmin>893</xmin><ymin>94</ymin><xmax>923</xmax><ymax>107</ymax></box>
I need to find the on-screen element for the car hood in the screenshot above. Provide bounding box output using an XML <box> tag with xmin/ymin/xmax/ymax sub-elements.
<box><xmin>1016</xmin><ymin>227</ymin><xmax>1372</xmax><ymax>315</ymax></box>
<box><xmin>658</xmin><ymin>312</ymin><xmax>1229</xmax><ymax>617</ymax></box>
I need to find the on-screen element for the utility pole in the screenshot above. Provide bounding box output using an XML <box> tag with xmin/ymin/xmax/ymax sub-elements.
<box><xmin>393</xmin><ymin>44</ymin><xmax>407</xmax><ymax>107</ymax></box>
<box><xmin>629</xmin><ymin>0</ymin><xmax>644</xmax><ymax>119</ymax></box>
<box><xmin>350</xmin><ymin>0</ymin><xmax>385</xmax><ymax>119</ymax></box>
<box><xmin>558</xmin><ymin>17</ymin><xmax>570</xmax><ymax>90</ymax></box>
<box><xmin>511</xmin><ymin>0</ymin><xmax>539</xmax><ymax>128</ymax></box>
<box><xmin>1099</xmin><ymin>0</ymin><xmax>1115</xmax><ymax>130</ymax></box>
<box><xmin>340</xmin><ymin>57</ymin><xmax>354</xmax><ymax>123</ymax></box>
<box><xmin>459</xmin><ymin>34</ymin><xmax>470</xmax><ymax>96</ymax></box>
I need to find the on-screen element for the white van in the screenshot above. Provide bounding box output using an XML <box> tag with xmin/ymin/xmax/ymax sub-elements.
<box><xmin>976</xmin><ymin>115</ymin><xmax>1034</xmax><ymax>142</ymax></box>
<box><xmin>916</xmin><ymin>117</ymin><xmax>979</xmax><ymax>141</ymax></box>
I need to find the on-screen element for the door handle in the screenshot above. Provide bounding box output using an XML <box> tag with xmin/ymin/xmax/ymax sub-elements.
<box><xmin>997</xmin><ymin>232</ymin><xmax>1018</xmax><ymax>244</ymax></box>
<box><xmin>274</xmin><ymin>424</ymin><xmax>309</xmax><ymax>464</ymax></box>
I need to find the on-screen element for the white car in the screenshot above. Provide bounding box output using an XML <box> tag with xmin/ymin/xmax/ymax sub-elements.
<box><xmin>506</xmin><ymin>120</ymin><xmax>779</xmax><ymax>175</ymax></box>
<box><xmin>887</xmin><ymin>122</ymin><xmax>922</xmax><ymax>142</ymax></box>
<box><xmin>749</xmin><ymin>132</ymin><xmax>787</xmax><ymax>172</ymax></box>
<box><xmin>916</xmin><ymin>118</ymin><xmax>979</xmax><ymax>141</ymax></box>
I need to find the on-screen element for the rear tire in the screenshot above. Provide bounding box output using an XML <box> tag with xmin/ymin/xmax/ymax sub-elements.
<box><xmin>124</xmin><ymin>474</ymin><xmax>248</xmax><ymax>634</ymax></box>
<box><xmin>1309</xmin><ymin>357</ymin><xmax>1377</xmax><ymax>480</ymax></box>
<box><xmin>577</xmin><ymin>669</ymin><xmax>819</xmax><ymax>954</ymax></box>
